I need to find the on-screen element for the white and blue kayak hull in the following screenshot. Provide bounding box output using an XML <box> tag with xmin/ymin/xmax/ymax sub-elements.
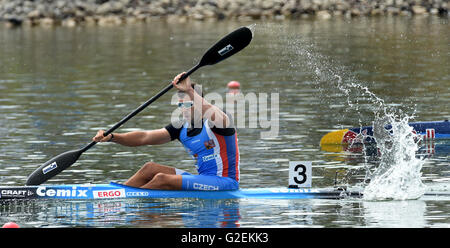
<box><xmin>0</xmin><ymin>182</ymin><xmax>360</xmax><ymax>200</ymax></box>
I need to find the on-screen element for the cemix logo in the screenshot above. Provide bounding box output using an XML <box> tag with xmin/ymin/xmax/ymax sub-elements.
<box><xmin>37</xmin><ymin>186</ymin><xmax>88</xmax><ymax>198</ymax></box>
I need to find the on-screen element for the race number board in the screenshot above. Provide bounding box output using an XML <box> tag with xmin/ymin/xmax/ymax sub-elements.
<box><xmin>289</xmin><ymin>161</ymin><xmax>312</xmax><ymax>188</ymax></box>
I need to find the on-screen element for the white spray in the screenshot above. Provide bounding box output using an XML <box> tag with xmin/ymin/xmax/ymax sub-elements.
<box><xmin>363</xmin><ymin>112</ymin><xmax>427</xmax><ymax>200</ymax></box>
<box><xmin>261</xmin><ymin>23</ymin><xmax>427</xmax><ymax>200</ymax></box>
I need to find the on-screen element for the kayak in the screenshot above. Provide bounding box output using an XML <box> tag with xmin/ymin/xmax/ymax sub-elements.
<box><xmin>320</xmin><ymin>120</ymin><xmax>450</xmax><ymax>145</ymax></box>
<box><xmin>0</xmin><ymin>182</ymin><xmax>361</xmax><ymax>200</ymax></box>
<box><xmin>1</xmin><ymin>182</ymin><xmax>447</xmax><ymax>201</ymax></box>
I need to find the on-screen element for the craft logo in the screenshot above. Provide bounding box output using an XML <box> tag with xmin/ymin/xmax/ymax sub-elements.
<box><xmin>0</xmin><ymin>189</ymin><xmax>34</xmax><ymax>198</ymax></box>
<box><xmin>42</xmin><ymin>161</ymin><xmax>58</xmax><ymax>174</ymax></box>
<box><xmin>218</xmin><ymin>44</ymin><xmax>234</xmax><ymax>56</ymax></box>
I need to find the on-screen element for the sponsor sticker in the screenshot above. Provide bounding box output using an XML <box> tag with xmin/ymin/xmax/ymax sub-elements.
<box><xmin>202</xmin><ymin>154</ymin><xmax>218</xmax><ymax>162</ymax></box>
<box><xmin>0</xmin><ymin>189</ymin><xmax>35</xmax><ymax>199</ymax></box>
<box><xmin>93</xmin><ymin>189</ymin><xmax>125</xmax><ymax>199</ymax></box>
<box><xmin>126</xmin><ymin>191</ymin><xmax>149</xmax><ymax>197</ymax></box>
<box><xmin>37</xmin><ymin>186</ymin><xmax>88</xmax><ymax>198</ymax></box>
<box><xmin>218</xmin><ymin>44</ymin><xmax>234</xmax><ymax>56</ymax></box>
<box><xmin>42</xmin><ymin>161</ymin><xmax>58</xmax><ymax>174</ymax></box>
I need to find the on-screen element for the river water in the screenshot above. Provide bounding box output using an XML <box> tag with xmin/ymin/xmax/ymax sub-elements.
<box><xmin>0</xmin><ymin>16</ymin><xmax>449</xmax><ymax>228</ymax></box>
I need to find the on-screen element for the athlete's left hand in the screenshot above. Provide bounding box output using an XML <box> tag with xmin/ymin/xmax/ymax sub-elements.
<box><xmin>172</xmin><ymin>72</ymin><xmax>192</xmax><ymax>92</ymax></box>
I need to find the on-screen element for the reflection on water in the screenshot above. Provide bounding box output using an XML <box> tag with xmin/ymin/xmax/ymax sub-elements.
<box><xmin>0</xmin><ymin>16</ymin><xmax>449</xmax><ymax>227</ymax></box>
<box><xmin>362</xmin><ymin>200</ymin><xmax>427</xmax><ymax>227</ymax></box>
<box><xmin>1</xmin><ymin>197</ymin><xmax>448</xmax><ymax>228</ymax></box>
<box><xmin>0</xmin><ymin>199</ymin><xmax>242</xmax><ymax>228</ymax></box>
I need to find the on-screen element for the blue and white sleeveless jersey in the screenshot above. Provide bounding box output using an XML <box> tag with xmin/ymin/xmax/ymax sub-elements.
<box><xmin>179</xmin><ymin>120</ymin><xmax>240</xmax><ymax>182</ymax></box>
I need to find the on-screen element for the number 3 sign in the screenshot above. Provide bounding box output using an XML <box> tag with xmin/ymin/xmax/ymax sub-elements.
<box><xmin>289</xmin><ymin>161</ymin><xmax>312</xmax><ymax>188</ymax></box>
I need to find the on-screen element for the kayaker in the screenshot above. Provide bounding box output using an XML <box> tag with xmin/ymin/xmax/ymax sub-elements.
<box><xmin>93</xmin><ymin>72</ymin><xmax>239</xmax><ymax>190</ymax></box>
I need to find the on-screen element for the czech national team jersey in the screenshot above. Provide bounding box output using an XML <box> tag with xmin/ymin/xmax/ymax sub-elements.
<box><xmin>166</xmin><ymin>120</ymin><xmax>240</xmax><ymax>182</ymax></box>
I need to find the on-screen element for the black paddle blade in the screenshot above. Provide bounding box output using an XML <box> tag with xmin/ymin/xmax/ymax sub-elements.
<box><xmin>200</xmin><ymin>26</ymin><xmax>253</xmax><ymax>66</ymax></box>
<box><xmin>26</xmin><ymin>149</ymin><xmax>83</xmax><ymax>185</ymax></box>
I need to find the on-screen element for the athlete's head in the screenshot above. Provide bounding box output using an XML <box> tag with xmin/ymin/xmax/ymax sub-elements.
<box><xmin>177</xmin><ymin>84</ymin><xmax>203</xmax><ymax>124</ymax></box>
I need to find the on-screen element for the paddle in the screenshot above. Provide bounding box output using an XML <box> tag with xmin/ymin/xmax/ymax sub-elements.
<box><xmin>26</xmin><ymin>26</ymin><xmax>253</xmax><ymax>185</ymax></box>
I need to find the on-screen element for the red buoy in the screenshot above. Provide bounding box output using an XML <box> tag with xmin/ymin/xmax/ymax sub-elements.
<box><xmin>2</xmin><ymin>222</ymin><xmax>20</xmax><ymax>228</ymax></box>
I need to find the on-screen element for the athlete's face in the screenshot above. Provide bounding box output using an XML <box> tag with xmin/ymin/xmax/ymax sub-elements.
<box><xmin>178</xmin><ymin>94</ymin><xmax>195</xmax><ymax>121</ymax></box>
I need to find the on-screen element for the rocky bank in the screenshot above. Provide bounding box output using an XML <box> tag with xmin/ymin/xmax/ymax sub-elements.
<box><xmin>0</xmin><ymin>0</ymin><xmax>448</xmax><ymax>27</ymax></box>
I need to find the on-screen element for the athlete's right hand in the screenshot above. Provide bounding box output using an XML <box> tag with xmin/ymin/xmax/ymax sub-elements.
<box><xmin>92</xmin><ymin>130</ymin><xmax>113</xmax><ymax>142</ymax></box>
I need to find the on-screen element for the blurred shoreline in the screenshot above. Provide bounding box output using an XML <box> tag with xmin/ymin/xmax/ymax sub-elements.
<box><xmin>1</xmin><ymin>0</ymin><xmax>448</xmax><ymax>28</ymax></box>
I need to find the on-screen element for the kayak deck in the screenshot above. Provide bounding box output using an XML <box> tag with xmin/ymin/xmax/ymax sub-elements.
<box><xmin>1</xmin><ymin>182</ymin><xmax>448</xmax><ymax>201</ymax></box>
<box><xmin>0</xmin><ymin>182</ymin><xmax>361</xmax><ymax>200</ymax></box>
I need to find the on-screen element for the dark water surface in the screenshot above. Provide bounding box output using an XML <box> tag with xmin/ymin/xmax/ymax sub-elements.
<box><xmin>0</xmin><ymin>16</ymin><xmax>449</xmax><ymax>227</ymax></box>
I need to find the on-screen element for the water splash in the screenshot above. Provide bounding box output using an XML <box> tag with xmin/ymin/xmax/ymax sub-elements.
<box><xmin>363</xmin><ymin>113</ymin><xmax>427</xmax><ymax>200</ymax></box>
<box><xmin>310</xmin><ymin>47</ymin><xmax>426</xmax><ymax>200</ymax></box>
<box><xmin>264</xmin><ymin>24</ymin><xmax>428</xmax><ymax>200</ymax></box>
<box><xmin>246</xmin><ymin>23</ymin><xmax>256</xmax><ymax>38</ymax></box>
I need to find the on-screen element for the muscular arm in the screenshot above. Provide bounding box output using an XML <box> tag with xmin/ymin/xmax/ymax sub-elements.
<box><xmin>94</xmin><ymin>128</ymin><xmax>172</xmax><ymax>147</ymax></box>
<box><xmin>172</xmin><ymin>72</ymin><xmax>231</xmax><ymax>129</ymax></box>
<box><xmin>187</xmin><ymin>88</ymin><xmax>231</xmax><ymax>129</ymax></box>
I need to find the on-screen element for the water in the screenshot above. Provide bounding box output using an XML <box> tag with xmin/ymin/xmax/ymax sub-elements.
<box><xmin>363</xmin><ymin>114</ymin><xmax>427</xmax><ymax>200</ymax></box>
<box><xmin>0</xmin><ymin>16</ymin><xmax>449</xmax><ymax>227</ymax></box>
